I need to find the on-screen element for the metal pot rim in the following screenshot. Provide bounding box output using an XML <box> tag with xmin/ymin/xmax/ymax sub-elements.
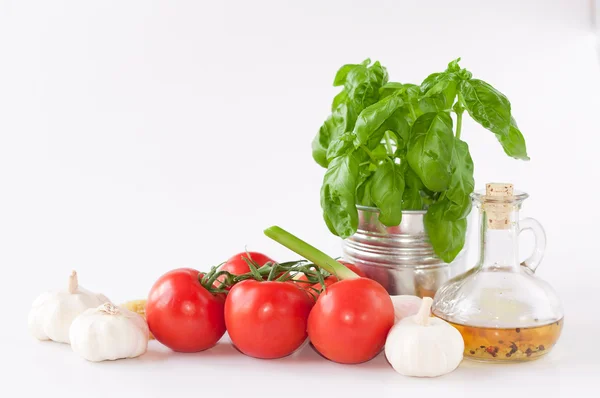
<box><xmin>356</xmin><ymin>205</ymin><xmax>427</xmax><ymax>215</ymax></box>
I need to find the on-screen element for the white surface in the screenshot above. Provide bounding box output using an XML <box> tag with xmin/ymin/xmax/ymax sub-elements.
<box><xmin>1</xmin><ymin>1</ymin><xmax>599</xmax><ymax>397</ymax></box>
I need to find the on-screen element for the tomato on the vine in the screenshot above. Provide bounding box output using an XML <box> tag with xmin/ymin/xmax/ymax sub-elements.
<box><xmin>221</xmin><ymin>252</ymin><xmax>275</xmax><ymax>275</ymax></box>
<box><xmin>307</xmin><ymin>278</ymin><xmax>394</xmax><ymax>364</ymax></box>
<box><xmin>146</xmin><ymin>268</ymin><xmax>226</xmax><ymax>353</ymax></box>
<box><xmin>225</xmin><ymin>279</ymin><xmax>313</xmax><ymax>359</ymax></box>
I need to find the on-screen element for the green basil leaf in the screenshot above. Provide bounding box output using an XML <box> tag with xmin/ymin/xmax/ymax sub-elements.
<box><xmin>370</xmin><ymin>161</ymin><xmax>405</xmax><ymax>226</ymax></box>
<box><xmin>420</xmin><ymin>73</ymin><xmax>442</xmax><ymax>92</ymax></box>
<box><xmin>402</xmin><ymin>188</ymin><xmax>423</xmax><ymax>210</ymax></box>
<box><xmin>312</xmin><ymin>126</ymin><xmax>332</xmax><ymax>168</ymax></box>
<box><xmin>333</xmin><ymin>58</ymin><xmax>371</xmax><ymax>87</ymax></box>
<box><xmin>379</xmin><ymin>82</ymin><xmax>404</xmax><ymax>98</ymax></box>
<box><xmin>420</xmin><ymin>72</ymin><xmax>458</xmax><ymax>109</ymax></box>
<box><xmin>416</xmin><ymin>95</ymin><xmax>448</xmax><ymax>115</ymax></box>
<box><xmin>444</xmin><ymin>138</ymin><xmax>474</xmax><ymax>220</ymax></box>
<box><xmin>352</xmin><ymin>95</ymin><xmax>404</xmax><ymax>147</ymax></box>
<box><xmin>320</xmin><ymin>154</ymin><xmax>360</xmax><ymax>238</ymax></box>
<box><xmin>401</xmin><ymin>84</ymin><xmax>448</xmax><ymax>123</ymax></box>
<box><xmin>331</xmin><ymin>90</ymin><xmax>348</xmax><ymax>111</ymax></box>
<box><xmin>460</xmin><ymin>79</ymin><xmax>512</xmax><ymax>136</ymax></box>
<box><xmin>344</xmin><ymin>66</ymin><xmax>373</xmax><ymax>105</ymax></box>
<box><xmin>356</xmin><ymin>172</ymin><xmax>374</xmax><ymax>207</ymax></box>
<box><xmin>402</xmin><ymin>166</ymin><xmax>425</xmax><ymax>210</ymax></box>
<box><xmin>369</xmin><ymin>61</ymin><xmax>389</xmax><ymax>87</ymax></box>
<box><xmin>366</xmin><ymin>109</ymin><xmax>411</xmax><ymax>152</ymax></box>
<box><xmin>371</xmin><ymin>144</ymin><xmax>389</xmax><ymax>161</ymax></box>
<box><xmin>424</xmin><ymin>199</ymin><xmax>467</xmax><ymax>263</ymax></box>
<box><xmin>390</xmin><ymin>113</ymin><xmax>411</xmax><ymax>151</ymax></box>
<box><xmin>345</xmin><ymin>65</ymin><xmax>384</xmax><ymax>110</ymax></box>
<box><xmin>312</xmin><ymin>104</ymin><xmax>357</xmax><ymax>168</ymax></box>
<box><xmin>496</xmin><ymin>118</ymin><xmax>529</xmax><ymax>160</ymax></box>
<box><xmin>404</xmin><ymin>164</ymin><xmax>424</xmax><ymax>188</ymax></box>
<box><xmin>326</xmin><ymin>132</ymin><xmax>355</xmax><ymax>161</ymax></box>
<box><xmin>446</xmin><ymin>58</ymin><xmax>461</xmax><ymax>73</ymax></box>
<box><xmin>407</xmin><ymin>112</ymin><xmax>454</xmax><ymax>192</ymax></box>
<box><xmin>446</xmin><ymin>58</ymin><xmax>472</xmax><ymax>79</ymax></box>
<box><xmin>404</xmin><ymin>84</ymin><xmax>421</xmax><ymax>101</ymax></box>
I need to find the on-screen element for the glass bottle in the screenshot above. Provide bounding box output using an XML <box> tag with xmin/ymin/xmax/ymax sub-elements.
<box><xmin>432</xmin><ymin>183</ymin><xmax>563</xmax><ymax>362</ymax></box>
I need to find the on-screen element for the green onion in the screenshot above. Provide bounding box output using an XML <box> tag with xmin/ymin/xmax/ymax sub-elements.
<box><xmin>264</xmin><ymin>226</ymin><xmax>359</xmax><ymax>280</ymax></box>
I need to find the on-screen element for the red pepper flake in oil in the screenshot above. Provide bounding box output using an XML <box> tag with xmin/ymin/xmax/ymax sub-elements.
<box><xmin>485</xmin><ymin>346</ymin><xmax>499</xmax><ymax>357</ymax></box>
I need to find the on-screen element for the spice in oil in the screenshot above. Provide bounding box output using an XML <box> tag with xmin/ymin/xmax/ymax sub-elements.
<box><xmin>446</xmin><ymin>318</ymin><xmax>563</xmax><ymax>361</ymax></box>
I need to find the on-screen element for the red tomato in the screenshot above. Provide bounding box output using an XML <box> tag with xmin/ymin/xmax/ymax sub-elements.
<box><xmin>225</xmin><ymin>280</ymin><xmax>313</xmax><ymax>359</ymax></box>
<box><xmin>307</xmin><ymin>278</ymin><xmax>394</xmax><ymax>364</ymax></box>
<box><xmin>221</xmin><ymin>251</ymin><xmax>275</xmax><ymax>275</ymax></box>
<box><xmin>146</xmin><ymin>268</ymin><xmax>226</xmax><ymax>353</ymax></box>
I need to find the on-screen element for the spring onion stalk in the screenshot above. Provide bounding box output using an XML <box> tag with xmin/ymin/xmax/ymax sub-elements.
<box><xmin>264</xmin><ymin>226</ymin><xmax>359</xmax><ymax>280</ymax></box>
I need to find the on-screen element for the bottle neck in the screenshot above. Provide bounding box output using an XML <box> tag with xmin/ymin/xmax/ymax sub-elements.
<box><xmin>478</xmin><ymin>206</ymin><xmax>520</xmax><ymax>270</ymax></box>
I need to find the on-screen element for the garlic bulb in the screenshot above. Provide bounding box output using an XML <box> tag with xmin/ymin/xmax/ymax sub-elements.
<box><xmin>385</xmin><ymin>297</ymin><xmax>464</xmax><ymax>377</ymax></box>
<box><xmin>70</xmin><ymin>302</ymin><xmax>149</xmax><ymax>362</ymax></box>
<box><xmin>390</xmin><ymin>295</ymin><xmax>422</xmax><ymax>323</ymax></box>
<box><xmin>28</xmin><ymin>271</ymin><xmax>109</xmax><ymax>343</ymax></box>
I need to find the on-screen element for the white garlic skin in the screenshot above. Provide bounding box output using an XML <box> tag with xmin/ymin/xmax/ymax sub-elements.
<box><xmin>69</xmin><ymin>304</ymin><xmax>148</xmax><ymax>362</ymax></box>
<box><xmin>28</xmin><ymin>272</ymin><xmax>109</xmax><ymax>344</ymax></box>
<box><xmin>385</xmin><ymin>316</ymin><xmax>464</xmax><ymax>377</ymax></box>
<box><xmin>390</xmin><ymin>295</ymin><xmax>422</xmax><ymax>323</ymax></box>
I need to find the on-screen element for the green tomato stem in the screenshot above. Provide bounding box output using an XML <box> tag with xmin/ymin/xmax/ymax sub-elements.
<box><xmin>264</xmin><ymin>226</ymin><xmax>359</xmax><ymax>280</ymax></box>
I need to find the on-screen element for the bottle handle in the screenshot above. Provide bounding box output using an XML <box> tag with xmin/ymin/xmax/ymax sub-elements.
<box><xmin>519</xmin><ymin>217</ymin><xmax>546</xmax><ymax>273</ymax></box>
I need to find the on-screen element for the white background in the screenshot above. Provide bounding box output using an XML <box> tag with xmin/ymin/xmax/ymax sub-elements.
<box><xmin>1</xmin><ymin>1</ymin><xmax>599</xmax><ymax>397</ymax></box>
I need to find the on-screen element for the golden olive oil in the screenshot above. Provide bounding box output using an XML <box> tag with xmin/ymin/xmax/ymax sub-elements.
<box><xmin>445</xmin><ymin>318</ymin><xmax>563</xmax><ymax>362</ymax></box>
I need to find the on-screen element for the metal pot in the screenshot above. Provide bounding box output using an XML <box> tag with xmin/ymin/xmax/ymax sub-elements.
<box><xmin>341</xmin><ymin>206</ymin><xmax>469</xmax><ymax>297</ymax></box>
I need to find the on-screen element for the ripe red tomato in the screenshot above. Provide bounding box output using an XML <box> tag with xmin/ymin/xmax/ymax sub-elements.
<box><xmin>225</xmin><ymin>279</ymin><xmax>313</xmax><ymax>359</ymax></box>
<box><xmin>307</xmin><ymin>278</ymin><xmax>394</xmax><ymax>364</ymax></box>
<box><xmin>146</xmin><ymin>268</ymin><xmax>226</xmax><ymax>353</ymax></box>
<box><xmin>221</xmin><ymin>251</ymin><xmax>275</xmax><ymax>275</ymax></box>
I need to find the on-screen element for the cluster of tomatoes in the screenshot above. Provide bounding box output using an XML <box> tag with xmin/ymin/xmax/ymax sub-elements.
<box><xmin>146</xmin><ymin>252</ymin><xmax>395</xmax><ymax>364</ymax></box>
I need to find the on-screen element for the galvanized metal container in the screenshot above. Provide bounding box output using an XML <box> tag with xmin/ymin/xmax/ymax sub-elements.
<box><xmin>341</xmin><ymin>206</ymin><xmax>469</xmax><ymax>297</ymax></box>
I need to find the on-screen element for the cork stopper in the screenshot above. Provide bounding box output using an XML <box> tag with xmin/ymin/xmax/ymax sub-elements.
<box><xmin>484</xmin><ymin>183</ymin><xmax>514</xmax><ymax>230</ymax></box>
<box><xmin>486</xmin><ymin>183</ymin><xmax>513</xmax><ymax>197</ymax></box>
